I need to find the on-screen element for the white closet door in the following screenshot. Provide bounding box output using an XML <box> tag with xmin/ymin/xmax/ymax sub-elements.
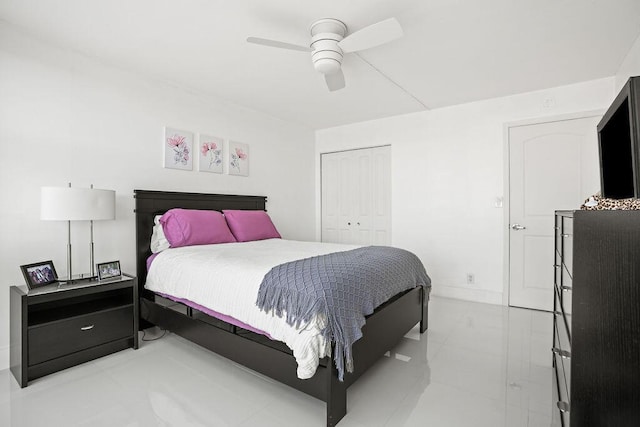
<box><xmin>321</xmin><ymin>146</ymin><xmax>391</xmax><ymax>245</ymax></box>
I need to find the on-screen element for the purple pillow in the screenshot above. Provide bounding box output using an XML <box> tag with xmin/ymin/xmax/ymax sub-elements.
<box><xmin>160</xmin><ymin>208</ymin><xmax>236</xmax><ymax>247</ymax></box>
<box><xmin>222</xmin><ymin>210</ymin><xmax>281</xmax><ymax>242</ymax></box>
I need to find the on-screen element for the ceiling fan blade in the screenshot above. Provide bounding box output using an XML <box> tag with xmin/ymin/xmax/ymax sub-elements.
<box><xmin>246</xmin><ymin>37</ymin><xmax>312</xmax><ymax>52</ymax></box>
<box><xmin>325</xmin><ymin>70</ymin><xmax>346</xmax><ymax>92</ymax></box>
<box><xmin>338</xmin><ymin>18</ymin><xmax>403</xmax><ymax>53</ymax></box>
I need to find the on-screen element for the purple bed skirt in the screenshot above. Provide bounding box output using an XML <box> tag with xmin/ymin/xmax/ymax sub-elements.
<box><xmin>158</xmin><ymin>292</ymin><xmax>273</xmax><ymax>339</ymax></box>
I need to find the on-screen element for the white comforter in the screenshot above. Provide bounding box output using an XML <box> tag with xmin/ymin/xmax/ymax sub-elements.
<box><xmin>145</xmin><ymin>238</ymin><xmax>359</xmax><ymax>379</ymax></box>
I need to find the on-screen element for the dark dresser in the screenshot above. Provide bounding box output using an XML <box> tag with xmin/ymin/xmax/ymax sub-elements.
<box><xmin>553</xmin><ymin>210</ymin><xmax>640</xmax><ymax>426</ymax></box>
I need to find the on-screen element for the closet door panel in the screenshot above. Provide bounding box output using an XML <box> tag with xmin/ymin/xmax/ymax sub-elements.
<box><xmin>372</xmin><ymin>146</ymin><xmax>391</xmax><ymax>245</ymax></box>
<box><xmin>321</xmin><ymin>154</ymin><xmax>340</xmax><ymax>243</ymax></box>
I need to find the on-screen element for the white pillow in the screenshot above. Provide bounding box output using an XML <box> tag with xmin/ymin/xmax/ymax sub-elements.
<box><xmin>150</xmin><ymin>215</ymin><xmax>170</xmax><ymax>253</ymax></box>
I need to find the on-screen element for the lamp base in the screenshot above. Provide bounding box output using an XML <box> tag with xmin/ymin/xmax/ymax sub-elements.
<box><xmin>57</xmin><ymin>273</ymin><xmax>98</xmax><ymax>286</ymax></box>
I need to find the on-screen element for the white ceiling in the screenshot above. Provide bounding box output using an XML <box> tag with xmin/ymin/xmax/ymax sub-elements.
<box><xmin>1</xmin><ymin>0</ymin><xmax>640</xmax><ymax>129</ymax></box>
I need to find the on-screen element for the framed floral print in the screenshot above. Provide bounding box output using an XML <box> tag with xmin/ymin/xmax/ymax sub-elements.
<box><xmin>164</xmin><ymin>127</ymin><xmax>193</xmax><ymax>170</ymax></box>
<box><xmin>198</xmin><ymin>134</ymin><xmax>224</xmax><ymax>173</ymax></box>
<box><xmin>228</xmin><ymin>141</ymin><xmax>249</xmax><ymax>177</ymax></box>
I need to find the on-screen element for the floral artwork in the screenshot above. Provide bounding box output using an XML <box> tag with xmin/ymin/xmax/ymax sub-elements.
<box><xmin>198</xmin><ymin>135</ymin><xmax>224</xmax><ymax>173</ymax></box>
<box><xmin>228</xmin><ymin>141</ymin><xmax>249</xmax><ymax>176</ymax></box>
<box><xmin>164</xmin><ymin>127</ymin><xmax>193</xmax><ymax>170</ymax></box>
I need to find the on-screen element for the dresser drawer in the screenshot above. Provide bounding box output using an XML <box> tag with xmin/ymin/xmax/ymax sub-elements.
<box><xmin>554</xmin><ymin>253</ymin><xmax>562</xmax><ymax>289</ymax></box>
<box><xmin>554</xmin><ymin>352</ymin><xmax>571</xmax><ymax>427</ymax></box>
<box><xmin>554</xmin><ymin>309</ymin><xmax>571</xmax><ymax>353</ymax></box>
<box><xmin>553</xmin><ymin>311</ymin><xmax>571</xmax><ymax>422</ymax></box>
<box><xmin>559</xmin><ymin>269</ymin><xmax>572</xmax><ymax>332</ymax></box>
<box><xmin>561</xmin><ymin>239</ymin><xmax>573</xmax><ymax>274</ymax></box>
<box><xmin>28</xmin><ymin>305</ymin><xmax>133</xmax><ymax>366</ymax></box>
<box><xmin>560</xmin><ymin>219</ymin><xmax>573</xmax><ymax>272</ymax></box>
<box><xmin>554</xmin><ymin>284</ymin><xmax>563</xmax><ymax>317</ymax></box>
<box><xmin>552</xmin><ymin>361</ymin><xmax>562</xmax><ymax>427</ymax></box>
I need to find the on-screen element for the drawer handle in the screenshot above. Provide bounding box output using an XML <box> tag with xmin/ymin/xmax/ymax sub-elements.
<box><xmin>552</xmin><ymin>347</ymin><xmax>571</xmax><ymax>359</ymax></box>
<box><xmin>562</xmin><ymin>234</ymin><xmax>570</xmax><ymax>238</ymax></box>
<box><xmin>80</xmin><ymin>325</ymin><xmax>95</xmax><ymax>331</ymax></box>
<box><xmin>553</xmin><ymin>264</ymin><xmax>561</xmax><ymax>269</ymax></box>
<box><xmin>561</xmin><ymin>285</ymin><xmax>572</xmax><ymax>291</ymax></box>
<box><xmin>557</xmin><ymin>401</ymin><xmax>570</xmax><ymax>413</ymax></box>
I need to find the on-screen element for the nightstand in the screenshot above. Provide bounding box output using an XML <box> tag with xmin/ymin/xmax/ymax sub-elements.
<box><xmin>10</xmin><ymin>274</ymin><xmax>139</xmax><ymax>387</ymax></box>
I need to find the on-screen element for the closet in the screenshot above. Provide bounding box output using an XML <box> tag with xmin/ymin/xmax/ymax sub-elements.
<box><xmin>321</xmin><ymin>146</ymin><xmax>391</xmax><ymax>245</ymax></box>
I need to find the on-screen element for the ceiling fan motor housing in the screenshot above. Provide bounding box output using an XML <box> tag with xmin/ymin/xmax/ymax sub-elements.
<box><xmin>310</xmin><ymin>19</ymin><xmax>347</xmax><ymax>75</ymax></box>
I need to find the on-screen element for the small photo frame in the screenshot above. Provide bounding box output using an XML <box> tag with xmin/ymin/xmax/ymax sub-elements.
<box><xmin>20</xmin><ymin>260</ymin><xmax>58</xmax><ymax>289</ymax></box>
<box><xmin>97</xmin><ymin>260</ymin><xmax>122</xmax><ymax>281</ymax></box>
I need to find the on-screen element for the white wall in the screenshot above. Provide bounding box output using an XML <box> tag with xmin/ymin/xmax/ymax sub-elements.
<box><xmin>316</xmin><ymin>78</ymin><xmax>616</xmax><ymax>305</ymax></box>
<box><xmin>0</xmin><ymin>23</ymin><xmax>316</xmax><ymax>370</ymax></box>
<box><xmin>616</xmin><ymin>32</ymin><xmax>640</xmax><ymax>90</ymax></box>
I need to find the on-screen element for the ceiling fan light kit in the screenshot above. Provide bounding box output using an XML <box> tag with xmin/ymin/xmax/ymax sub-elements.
<box><xmin>310</xmin><ymin>19</ymin><xmax>347</xmax><ymax>75</ymax></box>
<box><xmin>247</xmin><ymin>17</ymin><xmax>403</xmax><ymax>91</ymax></box>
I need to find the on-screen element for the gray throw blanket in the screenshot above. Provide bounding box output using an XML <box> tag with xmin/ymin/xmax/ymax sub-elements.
<box><xmin>255</xmin><ymin>246</ymin><xmax>431</xmax><ymax>381</ymax></box>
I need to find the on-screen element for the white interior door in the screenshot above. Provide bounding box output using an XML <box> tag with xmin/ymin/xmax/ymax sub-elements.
<box><xmin>509</xmin><ymin>116</ymin><xmax>600</xmax><ymax>310</ymax></box>
<box><xmin>321</xmin><ymin>146</ymin><xmax>391</xmax><ymax>245</ymax></box>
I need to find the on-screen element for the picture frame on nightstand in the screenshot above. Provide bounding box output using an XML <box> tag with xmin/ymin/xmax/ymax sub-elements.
<box><xmin>97</xmin><ymin>260</ymin><xmax>121</xmax><ymax>281</ymax></box>
<box><xmin>20</xmin><ymin>260</ymin><xmax>57</xmax><ymax>289</ymax></box>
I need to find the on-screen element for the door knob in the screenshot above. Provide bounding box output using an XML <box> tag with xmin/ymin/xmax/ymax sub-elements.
<box><xmin>511</xmin><ymin>224</ymin><xmax>526</xmax><ymax>230</ymax></box>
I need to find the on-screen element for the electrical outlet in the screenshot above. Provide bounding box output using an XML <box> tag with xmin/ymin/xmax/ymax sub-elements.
<box><xmin>466</xmin><ymin>273</ymin><xmax>475</xmax><ymax>285</ymax></box>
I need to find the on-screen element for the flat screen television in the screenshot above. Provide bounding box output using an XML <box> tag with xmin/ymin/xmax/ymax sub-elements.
<box><xmin>597</xmin><ymin>76</ymin><xmax>640</xmax><ymax>199</ymax></box>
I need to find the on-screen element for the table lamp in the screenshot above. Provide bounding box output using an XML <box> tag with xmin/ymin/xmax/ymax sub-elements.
<box><xmin>41</xmin><ymin>184</ymin><xmax>116</xmax><ymax>280</ymax></box>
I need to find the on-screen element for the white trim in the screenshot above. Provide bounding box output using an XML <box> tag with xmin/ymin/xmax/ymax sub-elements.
<box><xmin>502</xmin><ymin>109</ymin><xmax>605</xmax><ymax>306</ymax></box>
<box><xmin>319</xmin><ymin>144</ymin><xmax>390</xmax><ymax>156</ymax></box>
<box><xmin>431</xmin><ymin>285</ymin><xmax>502</xmax><ymax>306</ymax></box>
<box><xmin>0</xmin><ymin>344</ymin><xmax>8</xmax><ymax>371</ymax></box>
<box><xmin>505</xmin><ymin>109</ymin><xmax>604</xmax><ymax>129</ymax></box>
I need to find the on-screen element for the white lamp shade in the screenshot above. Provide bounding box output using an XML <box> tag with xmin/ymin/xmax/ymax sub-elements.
<box><xmin>41</xmin><ymin>187</ymin><xmax>116</xmax><ymax>221</ymax></box>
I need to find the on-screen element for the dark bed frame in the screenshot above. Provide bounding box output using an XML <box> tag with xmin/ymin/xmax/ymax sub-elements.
<box><xmin>134</xmin><ymin>189</ymin><xmax>430</xmax><ymax>426</ymax></box>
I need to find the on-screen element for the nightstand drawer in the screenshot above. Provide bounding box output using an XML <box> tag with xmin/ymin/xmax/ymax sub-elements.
<box><xmin>28</xmin><ymin>305</ymin><xmax>133</xmax><ymax>366</ymax></box>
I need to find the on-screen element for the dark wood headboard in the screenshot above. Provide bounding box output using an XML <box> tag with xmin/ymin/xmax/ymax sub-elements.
<box><xmin>134</xmin><ymin>190</ymin><xmax>267</xmax><ymax>293</ymax></box>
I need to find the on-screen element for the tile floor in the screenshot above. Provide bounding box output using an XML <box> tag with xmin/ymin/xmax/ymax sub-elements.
<box><xmin>0</xmin><ymin>296</ymin><xmax>554</xmax><ymax>426</ymax></box>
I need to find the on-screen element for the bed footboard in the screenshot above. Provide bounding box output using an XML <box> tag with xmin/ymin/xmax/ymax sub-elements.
<box><xmin>141</xmin><ymin>285</ymin><xmax>426</xmax><ymax>426</ymax></box>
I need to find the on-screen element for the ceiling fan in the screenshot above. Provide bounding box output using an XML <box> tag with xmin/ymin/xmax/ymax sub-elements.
<box><xmin>247</xmin><ymin>17</ymin><xmax>403</xmax><ymax>92</ymax></box>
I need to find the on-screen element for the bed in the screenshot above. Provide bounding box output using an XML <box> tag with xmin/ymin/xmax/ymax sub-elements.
<box><xmin>134</xmin><ymin>189</ymin><xmax>431</xmax><ymax>426</ymax></box>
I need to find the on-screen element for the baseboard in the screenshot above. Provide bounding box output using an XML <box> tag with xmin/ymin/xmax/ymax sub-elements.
<box><xmin>430</xmin><ymin>286</ymin><xmax>503</xmax><ymax>305</ymax></box>
<box><xmin>0</xmin><ymin>344</ymin><xmax>8</xmax><ymax>371</ymax></box>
